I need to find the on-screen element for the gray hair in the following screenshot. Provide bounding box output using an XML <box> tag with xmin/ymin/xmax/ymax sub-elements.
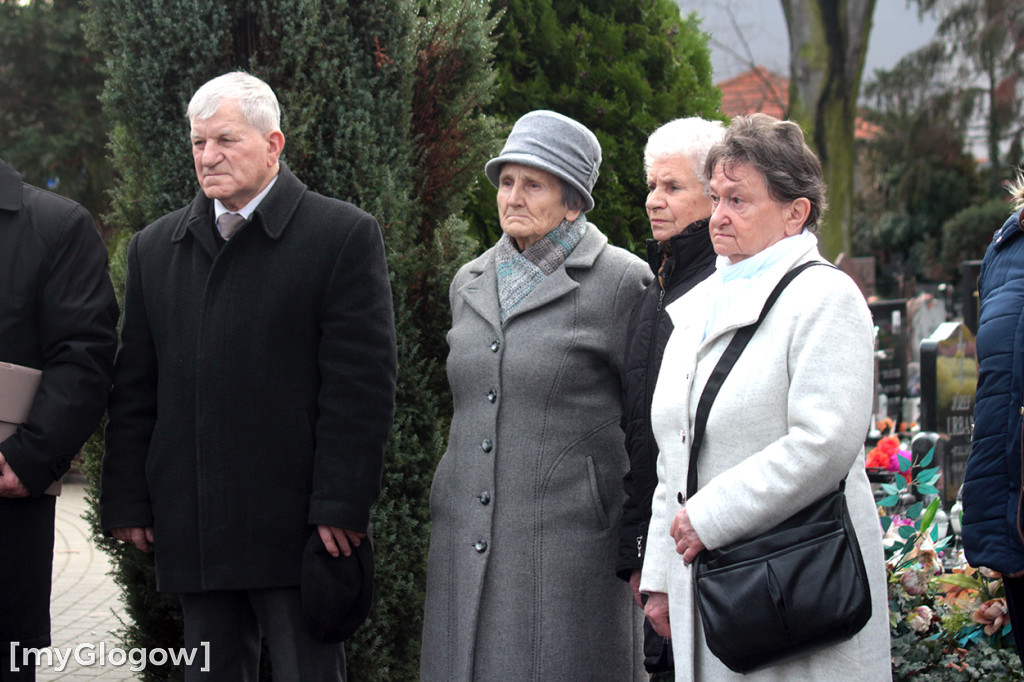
<box><xmin>644</xmin><ymin>117</ymin><xmax>725</xmax><ymax>186</ymax></box>
<box><xmin>492</xmin><ymin>162</ymin><xmax>586</xmax><ymax>213</ymax></box>
<box><xmin>561</xmin><ymin>180</ymin><xmax>584</xmax><ymax>213</ymax></box>
<box><xmin>186</xmin><ymin>71</ymin><xmax>281</xmax><ymax>134</ymax></box>
<box><xmin>704</xmin><ymin>114</ymin><xmax>828</xmax><ymax>232</ymax></box>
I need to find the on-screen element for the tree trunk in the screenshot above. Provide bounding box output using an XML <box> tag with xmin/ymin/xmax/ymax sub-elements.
<box><xmin>781</xmin><ymin>0</ymin><xmax>876</xmax><ymax>261</ymax></box>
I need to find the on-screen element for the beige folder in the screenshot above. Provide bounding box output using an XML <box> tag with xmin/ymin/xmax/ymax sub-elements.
<box><xmin>0</xmin><ymin>362</ymin><xmax>62</xmax><ymax>495</ymax></box>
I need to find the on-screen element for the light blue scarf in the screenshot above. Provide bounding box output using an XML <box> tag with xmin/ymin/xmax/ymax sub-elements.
<box><xmin>703</xmin><ymin>230</ymin><xmax>816</xmax><ymax>339</ymax></box>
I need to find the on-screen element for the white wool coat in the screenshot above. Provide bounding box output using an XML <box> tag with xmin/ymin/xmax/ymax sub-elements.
<box><xmin>640</xmin><ymin>235</ymin><xmax>892</xmax><ymax>681</ymax></box>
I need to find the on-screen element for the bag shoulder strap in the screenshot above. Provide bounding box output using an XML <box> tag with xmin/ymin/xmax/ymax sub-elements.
<box><xmin>685</xmin><ymin>261</ymin><xmax>831</xmax><ymax>498</ymax></box>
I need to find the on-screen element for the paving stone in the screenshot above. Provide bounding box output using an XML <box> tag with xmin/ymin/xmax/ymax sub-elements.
<box><xmin>33</xmin><ymin>482</ymin><xmax>136</xmax><ymax>682</ymax></box>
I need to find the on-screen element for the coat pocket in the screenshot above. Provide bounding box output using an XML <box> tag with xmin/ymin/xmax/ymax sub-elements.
<box><xmin>585</xmin><ymin>455</ymin><xmax>611</xmax><ymax>530</ymax></box>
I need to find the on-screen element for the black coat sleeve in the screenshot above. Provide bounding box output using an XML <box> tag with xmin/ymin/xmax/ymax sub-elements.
<box><xmin>307</xmin><ymin>212</ymin><xmax>397</xmax><ymax>531</ymax></box>
<box><xmin>1</xmin><ymin>201</ymin><xmax>118</xmax><ymax>494</ymax></box>
<box><xmin>100</xmin><ymin>234</ymin><xmax>157</xmax><ymax>530</ymax></box>
<box><xmin>616</xmin><ymin>288</ymin><xmax>657</xmax><ymax>580</ymax></box>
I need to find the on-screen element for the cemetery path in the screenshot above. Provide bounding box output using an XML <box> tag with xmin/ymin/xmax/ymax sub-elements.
<box><xmin>35</xmin><ymin>480</ymin><xmax>136</xmax><ymax>681</ymax></box>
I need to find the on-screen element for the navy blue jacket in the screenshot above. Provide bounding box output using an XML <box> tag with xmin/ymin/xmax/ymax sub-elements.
<box><xmin>963</xmin><ymin>209</ymin><xmax>1024</xmax><ymax>573</ymax></box>
<box><xmin>616</xmin><ymin>220</ymin><xmax>717</xmax><ymax>580</ymax></box>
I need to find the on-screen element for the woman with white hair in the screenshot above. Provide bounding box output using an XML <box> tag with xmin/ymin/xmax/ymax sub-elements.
<box><xmin>641</xmin><ymin>114</ymin><xmax>890</xmax><ymax>680</ymax></box>
<box><xmin>617</xmin><ymin>116</ymin><xmax>724</xmax><ymax>675</ymax></box>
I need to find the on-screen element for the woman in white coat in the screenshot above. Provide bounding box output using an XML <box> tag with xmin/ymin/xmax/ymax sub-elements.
<box><xmin>640</xmin><ymin>114</ymin><xmax>891</xmax><ymax>680</ymax></box>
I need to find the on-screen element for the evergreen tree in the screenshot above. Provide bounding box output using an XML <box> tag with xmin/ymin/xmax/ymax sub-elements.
<box><xmin>912</xmin><ymin>0</ymin><xmax>1024</xmax><ymax>193</ymax></box>
<box><xmin>466</xmin><ymin>0</ymin><xmax>722</xmax><ymax>254</ymax></box>
<box><xmin>81</xmin><ymin>0</ymin><xmax>498</xmax><ymax>678</ymax></box>
<box><xmin>0</xmin><ymin>0</ymin><xmax>112</xmax><ymax>221</ymax></box>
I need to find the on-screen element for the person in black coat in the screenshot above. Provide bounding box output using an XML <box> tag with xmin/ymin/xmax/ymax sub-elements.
<box><xmin>0</xmin><ymin>159</ymin><xmax>119</xmax><ymax>682</ymax></box>
<box><xmin>617</xmin><ymin>117</ymin><xmax>724</xmax><ymax>676</ymax></box>
<box><xmin>100</xmin><ymin>72</ymin><xmax>397</xmax><ymax>681</ymax></box>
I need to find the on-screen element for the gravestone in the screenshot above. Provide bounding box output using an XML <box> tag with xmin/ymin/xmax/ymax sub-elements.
<box><xmin>869</xmin><ymin>299</ymin><xmax>910</xmax><ymax>425</ymax></box>
<box><xmin>961</xmin><ymin>260</ymin><xmax>983</xmax><ymax>335</ymax></box>
<box><xmin>904</xmin><ymin>293</ymin><xmax>948</xmax><ymax>425</ymax></box>
<box><xmin>907</xmin><ymin>293</ymin><xmax>947</xmax><ymax>364</ymax></box>
<box><xmin>920</xmin><ymin>321</ymin><xmax>977</xmax><ymax>507</ymax></box>
<box><xmin>835</xmin><ymin>254</ymin><xmax>876</xmax><ymax>299</ymax></box>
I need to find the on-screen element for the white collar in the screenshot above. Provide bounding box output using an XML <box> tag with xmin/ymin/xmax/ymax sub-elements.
<box><xmin>213</xmin><ymin>173</ymin><xmax>279</xmax><ymax>221</ymax></box>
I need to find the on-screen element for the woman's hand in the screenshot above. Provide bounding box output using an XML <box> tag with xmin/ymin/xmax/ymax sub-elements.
<box><xmin>645</xmin><ymin>592</ymin><xmax>672</xmax><ymax>637</ymax></box>
<box><xmin>670</xmin><ymin>507</ymin><xmax>705</xmax><ymax>564</ymax></box>
<box><xmin>629</xmin><ymin>570</ymin><xmax>643</xmax><ymax>607</ymax></box>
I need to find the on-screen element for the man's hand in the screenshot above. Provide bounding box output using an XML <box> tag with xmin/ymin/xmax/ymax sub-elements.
<box><xmin>318</xmin><ymin>525</ymin><xmax>366</xmax><ymax>558</ymax></box>
<box><xmin>113</xmin><ymin>527</ymin><xmax>154</xmax><ymax>552</ymax></box>
<box><xmin>0</xmin><ymin>451</ymin><xmax>30</xmax><ymax>498</ymax></box>
<box><xmin>670</xmin><ymin>506</ymin><xmax>706</xmax><ymax>565</ymax></box>
<box><xmin>645</xmin><ymin>591</ymin><xmax>672</xmax><ymax>637</ymax></box>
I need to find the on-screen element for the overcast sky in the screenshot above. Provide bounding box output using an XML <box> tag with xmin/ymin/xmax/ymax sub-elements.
<box><xmin>674</xmin><ymin>1</ymin><xmax>940</xmax><ymax>83</ymax></box>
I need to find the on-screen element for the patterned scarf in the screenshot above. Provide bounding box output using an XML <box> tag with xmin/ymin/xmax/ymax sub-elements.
<box><xmin>495</xmin><ymin>214</ymin><xmax>588</xmax><ymax>324</ymax></box>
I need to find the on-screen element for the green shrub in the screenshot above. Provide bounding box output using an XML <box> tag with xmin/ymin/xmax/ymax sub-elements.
<box><xmin>463</xmin><ymin>0</ymin><xmax>723</xmax><ymax>254</ymax></box>
<box><xmin>81</xmin><ymin>0</ymin><xmax>498</xmax><ymax>678</ymax></box>
<box><xmin>938</xmin><ymin>198</ymin><xmax>1015</xmax><ymax>283</ymax></box>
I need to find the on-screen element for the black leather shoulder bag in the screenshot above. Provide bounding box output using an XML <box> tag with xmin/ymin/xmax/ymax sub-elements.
<box><xmin>687</xmin><ymin>261</ymin><xmax>872</xmax><ymax>673</ymax></box>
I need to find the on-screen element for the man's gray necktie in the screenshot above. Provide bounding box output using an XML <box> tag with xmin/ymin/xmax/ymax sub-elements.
<box><xmin>217</xmin><ymin>212</ymin><xmax>245</xmax><ymax>239</ymax></box>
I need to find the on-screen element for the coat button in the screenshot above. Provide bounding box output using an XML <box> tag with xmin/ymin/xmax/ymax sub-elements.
<box><xmin>487</xmin><ymin>388</ymin><xmax>497</xmax><ymax>403</ymax></box>
<box><xmin>677</xmin><ymin>491</ymin><xmax>685</xmax><ymax>504</ymax></box>
<box><xmin>475</xmin><ymin>539</ymin><xmax>488</xmax><ymax>553</ymax></box>
<box><xmin>481</xmin><ymin>439</ymin><xmax>493</xmax><ymax>453</ymax></box>
<box><xmin>490</xmin><ymin>340</ymin><xmax>500</xmax><ymax>352</ymax></box>
<box><xmin>479</xmin><ymin>491</ymin><xmax>491</xmax><ymax>505</ymax></box>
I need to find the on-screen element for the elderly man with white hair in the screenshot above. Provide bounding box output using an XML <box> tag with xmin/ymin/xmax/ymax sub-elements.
<box><xmin>101</xmin><ymin>71</ymin><xmax>397</xmax><ymax>681</ymax></box>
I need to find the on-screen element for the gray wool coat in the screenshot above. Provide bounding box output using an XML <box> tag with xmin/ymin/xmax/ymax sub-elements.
<box><xmin>420</xmin><ymin>224</ymin><xmax>652</xmax><ymax>681</ymax></box>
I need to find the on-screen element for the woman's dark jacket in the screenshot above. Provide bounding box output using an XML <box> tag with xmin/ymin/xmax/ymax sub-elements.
<box><xmin>963</xmin><ymin>209</ymin><xmax>1024</xmax><ymax>573</ymax></box>
<box><xmin>616</xmin><ymin>219</ymin><xmax>716</xmax><ymax>579</ymax></box>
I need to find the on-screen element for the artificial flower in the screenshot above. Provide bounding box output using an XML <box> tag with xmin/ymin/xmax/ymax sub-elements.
<box><xmin>936</xmin><ymin>567</ymin><xmax>984</xmax><ymax>612</ymax></box>
<box><xmin>909</xmin><ymin>605</ymin><xmax>934</xmax><ymax>633</ymax></box>
<box><xmin>972</xmin><ymin>598</ymin><xmax>1010</xmax><ymax>636</ymax></box>
<box><xmin>866</xmin><ymin>435</ymin><xmax>907</xmax><ymax>472</ymax></box>
<box><xmin>901</xmin><ymin>569</ymin><xmax>930</xmax><ymax>596</ymax></box>
<box><xmin>979</xmin><ymin>566</ymin><xmax>1003</xmax><ymax>580</ymax></box>
<box><xmin>888</xmin><ymin>452</ymin><xmax>902</xmax><ymax>471</ymax></box>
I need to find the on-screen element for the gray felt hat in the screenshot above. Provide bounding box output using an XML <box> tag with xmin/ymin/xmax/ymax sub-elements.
<box><xmin>485</xmin><ymin>110</ymin><xmax>601</xmax><ymax>212</ymax></box>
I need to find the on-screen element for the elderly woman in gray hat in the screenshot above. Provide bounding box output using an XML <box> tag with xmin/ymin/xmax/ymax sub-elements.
<box><xmin>420</xmin><ymin>110</ymin><xmax>651</xmax><ymax>681</ymax></box>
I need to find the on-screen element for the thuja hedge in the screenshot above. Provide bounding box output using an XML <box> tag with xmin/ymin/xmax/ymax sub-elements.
<box><xmin>79</xmin><ymin>0</ymin><xmax>498</xmax><ymax>678</ymax></box>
